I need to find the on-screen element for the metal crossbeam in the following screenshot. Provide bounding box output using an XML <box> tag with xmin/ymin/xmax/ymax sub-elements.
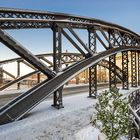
<box><xmin>131</xmin><ymin>51</ymin><xmax>137</xmax><ymax>87</ymax></box>
<box><xmin>88</xmin><ymin>29</ymin><xmax>97</xmax><ymax>98</ymax></box>
<box><xmin>122</xmin><ymin>51</ymin><xmax>129</xmax><ymax>89</ymax></box>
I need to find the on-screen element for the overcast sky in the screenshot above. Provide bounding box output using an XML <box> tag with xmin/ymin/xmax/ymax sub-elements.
<box><xmin>0</xmin><ymin>0</ymin><xmax>140</xmax><ymax>60</ymax></box>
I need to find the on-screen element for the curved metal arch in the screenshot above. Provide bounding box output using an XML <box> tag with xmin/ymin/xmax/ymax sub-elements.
<box><xmin>0</xmin><ymin>53</ymin><xmax>81</xmax><ymax>65</ymax></box>
<box><xmin>0</xmin><ymin>8</ymin><xmax>139</xmax><ymax>38</ymax></box>
<box><xmin>0</xmin><ymin>9</ymin><xmax>139</xmax><ymax>54</ymax></box>
<box><xmin>0</xmin><ymin>46</ymin><xmax>139</xmax><ymax>124</ymax></box>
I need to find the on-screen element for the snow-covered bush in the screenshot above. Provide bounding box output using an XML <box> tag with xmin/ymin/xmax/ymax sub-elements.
<box><xmin>91</xmin><ymin>88</ymin><xmax>131</xmax><ymax>140</ymax></box>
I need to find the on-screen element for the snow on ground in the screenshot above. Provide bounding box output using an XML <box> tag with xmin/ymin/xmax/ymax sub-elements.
<box><xmin>0</xmin><ymin>87</ymin><xmax>139</xmax><ymax>140</ymax></box>
<box><xmin>75</xmin><ymin>126</ymin><xmax>101</xmax><ymax>140</ymax></box>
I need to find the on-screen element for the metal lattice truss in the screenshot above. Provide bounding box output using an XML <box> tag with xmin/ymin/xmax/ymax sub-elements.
<box><xmin>88</xmin><ymin>29</ymin><xmax>97</xmax><ymax>97</ymax></box>
<box><xmin>122</xmin><ymin>51</ymin><xmax>129</xmax><ymax>89</ymax></box>
<box><xmin>109</xmin><ymin>54</ymin><xmax>116</xmax><ymax>89</ymax></box>
<box><xmin>0</xmin><ymin>8</ymin><xmax>140</xmax><ymax>125</ymax></box>
<box><xmin>131</xmin><ymin>51</ymin><xmax>137</xmax><ymax>87</ymax></box>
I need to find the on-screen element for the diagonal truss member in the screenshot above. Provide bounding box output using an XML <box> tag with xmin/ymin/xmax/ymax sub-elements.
<box><xmin>0</xmin><ymin>29</ymin><xmax>55</xmax><ymax>79</ymax></box>
<box><xmin>88</xmin><ymin>29</ymin><xmax>97</xmax><ymax>98</ymax></box>
<box><xmin>52</xmin><ymin>25</ymin><xmax>64</xmax><ymax>109</ymax></box>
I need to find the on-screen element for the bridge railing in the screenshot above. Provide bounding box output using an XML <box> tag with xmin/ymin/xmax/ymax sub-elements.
<box><xmin>129</xmin><ymin>89</ymin><xmax>140</xmax><ymax>139</ymax></box>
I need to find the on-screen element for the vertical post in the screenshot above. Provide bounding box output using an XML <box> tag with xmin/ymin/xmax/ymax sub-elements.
<box><xmin>88</xmin><ymin>29</ymin><xmax>97</xmax><ymax>98</ymax></box>
<box><xmin>85</xmin><ymin>69</ymin><xmax>88</xmax><ymax>84</ymax></box>
<box><xmin>52</xmin><ymin>24</ymin><xmax>64</xmax><ymax>109</ymax></box>
<box><xmin>65</xmin><ymin>50</ymin><xmax>69</xmax><ymax>85</ymax></box>
<box><xmin>122</xmin><ymin>51</ymin><xmax>129</xmax><ymax>89</ymax></box>
<box><xmin>37</xmin><ymin>73</ymin><xmax>40</xmax><ymax>84</ymax></box>
<box><xmin>0</xmin><ymin>67</ymin><xmax>3</xmax><ymax>86</ymax></box>
<box><xmin>104</xmin><ymin>67</ymin><xmax>107</xmax><ymax>83</ymax></box>
<box><xmin>131</xmin><ymin>51</ymin><xmax>137</xmax><ymax>87</ymax></box>
<box><xmin>109</xmin><ymin>32</ymin><xmax>116</xmax><ymax>89</ymax></box>
<box><xmin>76</xmin><ymin>76</ymin><xmax>79</xmax><ymax>84</ymax></box>
<box><xmin>98</xmin><ymin>65</ymin><xmax>102</xmax><ymax>83</ymax></box>
<box><xmin>17</xmin><ymin>60</ymin><xmax>20</xmax><ymax>89</ymax></box>
<box><xmin>138</xmin><ymin>52</ymin><xmax>140</xmax><ymax>86</ymax></box>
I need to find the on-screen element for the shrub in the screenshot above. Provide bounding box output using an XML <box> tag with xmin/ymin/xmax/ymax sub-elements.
<box><xmin>91</xmin><ymin>88</ymin><xmax>131</xmax><ymax>140</ymax></box>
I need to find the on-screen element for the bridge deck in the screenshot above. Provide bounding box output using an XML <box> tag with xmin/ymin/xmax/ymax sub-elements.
<box><xmin>0</xmin><ymin>87</ymin><xmax>138</xmax><ymax>140</ymax></box>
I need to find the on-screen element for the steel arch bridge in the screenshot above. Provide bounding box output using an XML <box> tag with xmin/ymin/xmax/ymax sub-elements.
<box><xmin>0</xmin><ymin>8</ymin><xmax>140</xmax><ymax>134</ymax></box>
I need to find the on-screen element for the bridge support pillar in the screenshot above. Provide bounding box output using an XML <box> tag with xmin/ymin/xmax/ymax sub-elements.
<box><xmin>88</xmin><ymin>29</ymin><xmax>97</xmax><ymax>98</ymax></box>
<box><xmin>109</xmin><ymin>32</ymin><xmax>116</xmax><ymax>89</ymax></box>
<box><xmin>138</xmin><ymin>52</ymin><xmax>140</xmax><ymax>86</ymax></box>
<box><xmin>131</xmin><ymin>51</ymin><xmax>137</xmax><ymax>87</ymax></box>
<box><xmin>122</xmin><ymin>51</ymin><xmax>129</xmax><ymax>89</ymax></box>
<box><xmin>52</xmin><ymin>25</ymin><xmax>64</xmax><ymax>109</ymax></box>
<box><xmin>109</xmin><ymin>55</ymin><xmax>116</xmax><ymax>89</ymax></box>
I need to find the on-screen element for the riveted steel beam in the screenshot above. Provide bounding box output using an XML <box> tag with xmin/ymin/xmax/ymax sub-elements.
<box><xmin>122</xmin><ymin>51</ymin><xmax>129</xmax><ymax>89</ymax></box>
<box><xmin>88</xmin><ymin>29</ymin><xmax>97</xmax><ymax>98</ymax></box>
<box><xmin>131</xmin><ymin>51</ymin><xmax>137</xmax><ymax>87</ymax></box>
<box><xmin>52</xmin><ymin>25</ymin><xmax>64</xmax><ymax>109</ymax></box>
